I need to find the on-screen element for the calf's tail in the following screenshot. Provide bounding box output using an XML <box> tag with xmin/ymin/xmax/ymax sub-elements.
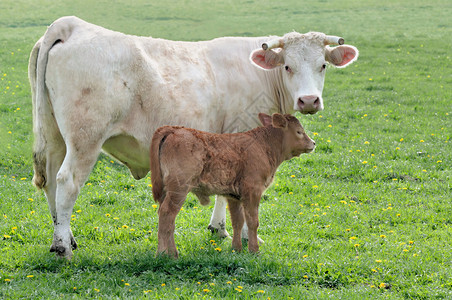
<box><xmin>150</xmin><ymin>126</ymin><xmax>181</xmax><ymax>203</ymax></box>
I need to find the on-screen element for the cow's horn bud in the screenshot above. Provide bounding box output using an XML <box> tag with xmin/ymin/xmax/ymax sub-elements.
<box><xmin>262</xmin><ymin>39</ymin><xmax>283</xmax><ymax>50</ymax></box>
<box><xmin>325</xmin><ymin>35</ymin><xmax>345</xmax><ymax>45</ymax></box>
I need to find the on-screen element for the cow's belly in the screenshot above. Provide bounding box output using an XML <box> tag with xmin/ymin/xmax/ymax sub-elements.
<box><xmin>102</xmin><ymin>134</ymin><xmax>150</xmax><ymax>180</ymax></box>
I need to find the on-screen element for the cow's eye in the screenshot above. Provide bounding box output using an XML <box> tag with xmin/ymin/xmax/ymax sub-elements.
<box><xmin>321</xmin><ymin>64</ymin><xmax>327</xmax><ymax>71</ymax></box>
<box><xmin>285</xmin><ymin>65</ymin><xmax>292</xmax><ymax>73</ymax></box>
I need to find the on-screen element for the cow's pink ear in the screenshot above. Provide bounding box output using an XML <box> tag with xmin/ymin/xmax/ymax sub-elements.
<box><xmin>325</xmin><ymin>45</ymin><xmax>359</xmax><ymax>68</ymax></box>
<box><xmin>258</xmin><ymin>113</ymin><xmax>272</xmax><ymax>126</ymax></box>
<box><xmin>250</xmin><ymin>49</ymin><xmax>284</xmax><ymax>70</ymax></box>
<box><xmin>271</xmin><ymin>113</ymin><xmax>288</xmax><ymax>129</ymax></box>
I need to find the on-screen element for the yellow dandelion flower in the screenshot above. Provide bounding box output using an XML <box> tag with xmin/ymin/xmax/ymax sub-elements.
<box><xmin>409</xmin><ymin>241</ymin><xmax>414</xmax><ymax>245</ymax></box>
<box><xmin>364</xmin><ymin>141</ymin><xmax>369</xmax><ymax>144</ymax></box>
<box><xmin>203</xmin><ymin>289</ymin><xmax>210</xmax><ymax>292</ymax></box>
<box><xmin>122</xmin><ymin>225</ymin><xmax>129</xmax><ymax>229</ymax></box>
<box><xmin>346</xmin><ymin>229</ymin><xmax>351</xmax><ymax>232</ymax></box>
<box><xmin>403</xmin><ymin>249</ymin><xmax>409</xmax><ymax>252</ymax></box>
<box><xmin>354</xmin><ymin>244</ymin><xmax>360</xmax><ymax>247</ymax></box>
<box><xmin>161</xmin><ymin>283</ymin><xmax>166</xmax><ymax>287</ymax></box>
<box><xmin>371</xmin><ymin>269</ymin><xmax>377</xmax><ymax>272</ymax></box>
<box><xmin>349</xmin><ymin>236</ymin><xmax>357</xmax><ymax>240</ymax></box>
<box><xmin>124</xmin><ymin>283</ymin><xmax>130</xmax><ymax>286</ymax></box>
<box><xmin>26</xmin><ymin>275</ymin><xmax>34</xmax><ymax>278</ymax></box>
<box><xmin>105</xmin><ymin>213</ymin><xmax>111</xmax><ymax>217</ymax></box>
<box><xmin>379</xmin><ymin>283</ymin><xmax>387</xmax><ymax>289</ymax></box>
<box><xmin>227</xmin><ymin>281</ymin><xmax>232</xmax><ymax>285</ymax></box>
<box><xmin>303</xmin><ymin>275</ymin><xmax>308</xmax><ymax>279</ymax></box>
<box><xmin>380</xmin><ymin>235</ymin><xmax>386</xmax><ymax>238</ymax></box>
<box><xmin>215</xmin><ymin>247</ymin><xmax>222</xmax><ymax>252</ymax></box>
<box><xmin>152</xmin><ymin>204</ymin><xmax>158</xmax><ymax>209</ymax></box>
<box><xmin>420</xmin><ymin>140</ymin><xmax>424</xmax><ymax>143</ymax></box>
<box><xmin>290</xmin><ymin>175</ymin><xmax>295</xmax><ymax>178</ymax></box>
<box><xmin>313</xmin><ymin>132</ymin><xmax>318</xmax><ymax>135</ymax></box>
<box><xmin>257</xmin><ymin>290</ymin><xmax>265</xmax><ymax>293</ymax></box>
<box><xmin>235</xmin><ymin>288</ymin><xmax>243</xmax><ymax>292</ymax></box>
<box><xmin>362</xmin><ymin>161</ymin><xmax>368</xmax><ymax>164</ymax></box>
<box><xmin>303</xmin><ymin>255</ymin><xmax>308</xmax><ymax>258</ymax></box>
<box><xmin>375</xmin><ymin>259</ymin><xmax>382</xmax><ymax>263</ymax></box>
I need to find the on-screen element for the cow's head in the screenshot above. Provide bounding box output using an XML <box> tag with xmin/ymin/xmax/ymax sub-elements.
<box><xmin>250</xmin><ymin>32</ymin><xmax>358</xmax><ymax>114</ymax></box>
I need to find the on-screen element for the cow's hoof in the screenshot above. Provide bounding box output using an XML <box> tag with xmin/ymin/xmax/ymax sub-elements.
<box><xmin>50</xmin><ymin>244</ymin><xmax>73</xmax><ymax>260</ymax></box>
<box><xmin>71</xmin><ymin>237</ymin><xmax>78</xmax><ymax>250</ymax></box>
<box><xmin>208</xmin><ymin>225</ymin><xmax>230</xmax><ymax>239</ymax></box>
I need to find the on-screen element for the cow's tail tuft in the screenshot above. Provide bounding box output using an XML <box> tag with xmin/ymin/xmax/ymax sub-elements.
<box><xmin>150</xmin><ymin>126</ymin><xmax>180</xmax><ymax>203</ymax></box>
<box><xmin>30</xmin><ymin>17</ymin><xmax>77</xmax><ymax>189</ymax></box>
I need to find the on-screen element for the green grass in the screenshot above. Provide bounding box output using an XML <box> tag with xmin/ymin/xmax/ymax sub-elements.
<box><xmin>1</xmin><ymin>0</ymin><xmax>451</xmax><ymax>298</ymax></box>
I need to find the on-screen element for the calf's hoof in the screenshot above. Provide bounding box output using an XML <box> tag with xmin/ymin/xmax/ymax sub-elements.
<box><xmin>156</xmin><ymin>249</ymin><xmax>179</xmax><ymax>259</ymax></box>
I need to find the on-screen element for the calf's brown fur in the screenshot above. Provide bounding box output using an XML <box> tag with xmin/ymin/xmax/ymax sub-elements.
<box><xmin>150</xmin><ymin>113</ymin><xmax>315</xmax><ymax>258</ymax></box>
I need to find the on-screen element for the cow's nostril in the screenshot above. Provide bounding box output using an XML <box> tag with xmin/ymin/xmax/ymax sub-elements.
<box><xmin>314</xmin><ymin>98</ymin><xmax>319</xmax><ymax>105</ymax></box>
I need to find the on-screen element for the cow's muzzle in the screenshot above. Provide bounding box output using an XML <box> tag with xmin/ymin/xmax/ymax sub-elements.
<box><xmin>297</xmin><ymin>95</ymin><xmax>322</xmax><ymax>114</ymax></box>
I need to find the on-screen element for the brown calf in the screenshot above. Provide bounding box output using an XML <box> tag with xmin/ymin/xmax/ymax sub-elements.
<box><xmin>150</xmin><ymin>113</ymin><xmax>315</xmax><ymax>258</ymax></box>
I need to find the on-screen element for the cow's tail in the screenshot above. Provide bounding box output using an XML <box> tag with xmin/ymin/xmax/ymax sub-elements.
<box><xmin>150</xmin><ymin>126</ymin><xmax>181</xmax><ymax>203</ymax></box>
<box><xmin>30</xmin><ymin>17</ymin><xmax>77</xmax><ymax>189</ymax></box>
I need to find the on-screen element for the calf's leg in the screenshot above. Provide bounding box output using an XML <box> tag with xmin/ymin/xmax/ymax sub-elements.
<box><xmin>157</xmin><ymin>190</ymin><xmax>187</xmax><ymax>258</ymax></box>
<box><xmin>243</xmin><ymin>194</ymin><xmax>261</xmax><ymax>253</ymax></box>
<box><xmin>226</xmin><ymin>198</ymin><xmax>245</xmax><ymax>251</ymax></box>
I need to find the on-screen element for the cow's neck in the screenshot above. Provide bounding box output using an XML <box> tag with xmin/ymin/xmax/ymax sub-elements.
<box><xmin>261</xmin><ymin>67</ymin><xmax>294</xmax><ymax>115</ymax></box>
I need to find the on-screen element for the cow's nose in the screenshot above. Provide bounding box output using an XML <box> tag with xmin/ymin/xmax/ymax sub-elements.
<box><xmin>298</xmin><ymin>95</ymin><xmax>320</xmax><ymax>114</ymax></box>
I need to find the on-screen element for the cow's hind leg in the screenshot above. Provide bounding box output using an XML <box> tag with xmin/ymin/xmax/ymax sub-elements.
<box><xmin>208</xmin><ymin>195</ymin><xmax>230</xmax><ymax>238</ymax></box>
<box><xmin>52</xmin><ymin>143</ymin><xmax>102</xmax><ymax>259</ymax></box>
<box><xmin>209</xmin><ymin>196</ymin><xmax>264</xmax><ymax>244</ymax></box>
<box><xmin>42</xmin><ymin>144</ymin><xmax>74</xmax><ymax>253</ymax></box>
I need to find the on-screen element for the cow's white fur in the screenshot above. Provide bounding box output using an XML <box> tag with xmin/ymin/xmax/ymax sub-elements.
<box><xmin>29</xmin><ymin>16</ymin><xmax>358</xmax><ymax>258</ymax></box>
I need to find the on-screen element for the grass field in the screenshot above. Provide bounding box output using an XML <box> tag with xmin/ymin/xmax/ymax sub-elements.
<box><xmin>1</xmin><ymin>0</ymin><xmax>451</xmax><ymax>299</ymax></box>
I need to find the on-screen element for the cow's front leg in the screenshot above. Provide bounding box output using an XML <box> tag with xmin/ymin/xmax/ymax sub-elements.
<box><xmin>208</xmin><ymin>195</ymin><xmax>230</xmax><ymax>238</ymax></box>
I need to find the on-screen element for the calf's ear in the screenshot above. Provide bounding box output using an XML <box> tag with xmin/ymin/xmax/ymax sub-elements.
<box><xmin>271</xmin><ymin>113</ymin><xmax>288</xmax><ymax>129</ymax></box>
<box><xmin>258</xmin><ymin>113</ymin><xmax>272</xmax><ymax>126</ymax></box>
<box><xmin>325</xmin><ymin>45</ymin><xmax>359</xmax><ymax>68</ymax></box>
<box><xmin>250</xmin><ymin>49</ymin><xmax>284</xmax><ymax>70</ymax></box>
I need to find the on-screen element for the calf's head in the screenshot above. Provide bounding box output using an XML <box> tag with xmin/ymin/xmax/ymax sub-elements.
<box><xmin>259</xmin><ymin>113</ymin><xmax>315</xmax><ymax>159</ymax></box>
<box><xmin>251</xmin><ymin>32</ymin><xmax>358</xmax><ymax>114</ymax></box>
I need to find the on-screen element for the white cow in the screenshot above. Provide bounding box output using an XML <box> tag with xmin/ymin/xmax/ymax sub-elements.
<box><xmin>29</xmin><ymin>16</ymin><xmax>358</xmax><ymax>259</ymax></box>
